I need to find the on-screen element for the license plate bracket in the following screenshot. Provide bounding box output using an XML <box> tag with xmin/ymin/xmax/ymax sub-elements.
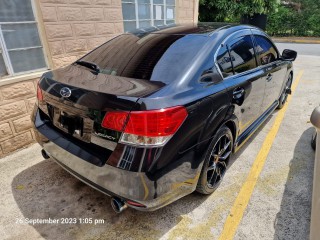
<box><xmin>59</xmin><ymin>111</ymin><xmax>83</xmax><ymax>136</ymax></box>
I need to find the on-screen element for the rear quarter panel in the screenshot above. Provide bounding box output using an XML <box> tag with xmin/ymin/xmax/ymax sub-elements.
<box><xmin>137</xmin><ymin>64</ymin><xmax>236</xmax><ymax>180</ymax></box>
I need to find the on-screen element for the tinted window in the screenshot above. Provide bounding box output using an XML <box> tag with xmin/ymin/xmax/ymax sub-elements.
<box><xmin>80</xmin><ymin>34</ymin><xmax>209</xmax><ymax>83</ymax></box>
<box><xmin>227</xmin><ymin>35</ymin><xmax>256</xmax><ymax>74</ymax></box>
<box><xmin>216</xmin><ymin>45</ymin><xmax>234</xmax><ymax>77</ymax></box>
<box><xmin>254</xmin><ymin>35</ymin><xmax>278</xmax><ymax>65</ymax></box>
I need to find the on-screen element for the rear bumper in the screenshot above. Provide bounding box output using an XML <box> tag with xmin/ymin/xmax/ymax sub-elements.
<box><xmin>32</xmin><ymin>107</ymin><xmax>199</xmax><ymax>211</ymax></box>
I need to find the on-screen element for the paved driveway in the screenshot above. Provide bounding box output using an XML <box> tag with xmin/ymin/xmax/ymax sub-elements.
<box><xmin>276</xmin><ymin>42</ymin><xmax>320</xmax><ymax>56</ymax></box>
<box><xmin>0</xmin><ymin>44</ymin><xmax>319</xmax><ymax>240</ymax></box>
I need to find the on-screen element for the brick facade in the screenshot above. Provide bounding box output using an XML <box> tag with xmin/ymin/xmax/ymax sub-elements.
<box><xmin>0</xmin><ymin>0</ymin><xmax>198</xmax><ymax>157</ymax></box>
<box><xmin>0</xmin><ymin>79</ymin><xmax>38</xmax><ymax>157</ymax></box>
<box><xmin>176</xmin><ymin>0</ymin><xmax>197</xmax><ymax>24</ymax></box>
<box><xmin>39</xmin><ymin>0</ymin><xmax>124</xmax><ymax>69</ymax></box>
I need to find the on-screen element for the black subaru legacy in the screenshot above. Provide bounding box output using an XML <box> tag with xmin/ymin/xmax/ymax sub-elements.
<box><xmin>32</xmin><ymin>24</ymin><xmax>297</xmax><ymax>212</ymax></box>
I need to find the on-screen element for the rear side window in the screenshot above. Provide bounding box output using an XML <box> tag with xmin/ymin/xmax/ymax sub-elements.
<box><xmin>216</xmin><ymin>45</ymin><xmax>234</xmax><ymax>77</ymax></box>
<box><xmin>254</xmin><ymin>35</ymin><xmax>278</xmax><ymax>65</ymax></box>
<box><xmin>227</xmin><ymin>35</ymin><xmax>257</xmax><ymax>74</ymax></box>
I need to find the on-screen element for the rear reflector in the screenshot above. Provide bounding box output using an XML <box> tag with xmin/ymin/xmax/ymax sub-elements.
<box><xmin>102</xmin><ymin>112</ymin><xmax>128</xmax><ymax>132</ymax></box>
<box><xmin>37</xmin><ymin>83</ymin><xmax>43</xmax><ymax>101</ymax></box>
<box><xmin>102</xmin><ymin>106</ymin><xmax>187</xmax><ymax>146</ymax></box>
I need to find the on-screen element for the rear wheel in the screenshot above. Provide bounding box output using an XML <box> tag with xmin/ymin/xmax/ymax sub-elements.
<box><xmin>277</xmin><ymin>74</ymin><xmax>292</xmax><ymax>109</ymax></box>
<box><xmin>311</xmin><ymin>131</ymin><xmax>317</xmax><ymax>151</ymax></box>
<box><xmin>196</xmin><ymin>126</ymin><xmax>233</xmax><ymax>194</ymax></box>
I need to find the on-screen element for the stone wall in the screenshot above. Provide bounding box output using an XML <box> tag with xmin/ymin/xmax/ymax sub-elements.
<box><xmin>176</xmin><ymin>0</ymin><xmax>197</xmax><ymax>24</ymax></box>
<box><xmin>0</xmin><ymin>79</ymin><xmax>38</xmax><ymax>158</ymax></box>
<box><xmin>39</xmin><ymin>0</ymin><xmax>124</xmax><ymax>69</ymax></box>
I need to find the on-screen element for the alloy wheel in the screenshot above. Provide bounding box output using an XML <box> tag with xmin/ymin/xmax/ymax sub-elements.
<box><xmin>206</xmin><ymin>134</ymin><xmax>232</xmax><ymax>188</ymax></box>
<box><xmin>280</xmin><ymin>75</ymin><xmax>292</xmax><ymax>105</ymax></box>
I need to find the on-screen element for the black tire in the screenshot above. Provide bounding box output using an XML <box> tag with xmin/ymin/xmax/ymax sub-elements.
<box><xmin>311</xmin><ymin>131</ymin><xmax>317</xmax><ymax>151</ymax></box>
<box><xmin>196</xmin><ymin>126</ymin><xmax>233</xmax><ymax>195</ymax></box>
<box><xmin>277</xmin><ymin>73</ymin><xmax>293</xmax><ymax>109</ymax></box>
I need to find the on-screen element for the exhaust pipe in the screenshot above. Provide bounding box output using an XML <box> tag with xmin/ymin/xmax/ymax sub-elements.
<box><xmin>41</xmin><ymin>149</ymin><xmax>50</xmax><ymax>159</ymax></box>
<box><xmin>111</xmin><ymin>197</ymin><xmax>127</xmax><ymax>213</ymax></box>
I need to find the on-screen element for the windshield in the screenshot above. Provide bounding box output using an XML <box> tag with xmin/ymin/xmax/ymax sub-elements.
<box><xmin>79</xmin><ymin>33</ymin><xmax>209</xmax><ymax>83</ymax></box>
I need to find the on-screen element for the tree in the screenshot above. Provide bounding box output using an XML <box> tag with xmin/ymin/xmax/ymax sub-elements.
<box><xmin>198</xmin><ymin>0</ymin><xmax>279</xmax><ymax>22</ymax></box>
<box><xmin>267</xmin><ymin>0</ymin><xmax>320</xmax><ymax>36</ymax></box>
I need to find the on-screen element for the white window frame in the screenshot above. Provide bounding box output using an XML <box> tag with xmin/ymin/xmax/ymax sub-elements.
<box><xmin>122</xmin><ymin>0</ymin><xmax>176</xmax><ymax>32</ymax></box>
<box><xmin>0</xmin><ymin>0</ymin><xmax>49</xmax><ymax>79</ymax></box>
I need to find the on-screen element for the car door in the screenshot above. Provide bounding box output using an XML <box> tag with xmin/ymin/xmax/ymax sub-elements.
<box><xmin>217</xmin><ymin>31</ymin><xmax>266</xmax><ymax>135</ymax></box>
<box><xmin>252</xmin><ymin>32</ymin><xmax>288</xmax><ymax>112</ymax></box>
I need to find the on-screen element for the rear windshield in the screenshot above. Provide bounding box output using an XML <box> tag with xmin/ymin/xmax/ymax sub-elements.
<box><xmin>80</xmin><ymin>34</ymin><xmax>209</xmax><ymax>84</ymax></box>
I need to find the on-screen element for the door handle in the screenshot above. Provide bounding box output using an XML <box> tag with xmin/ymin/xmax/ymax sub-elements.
<box><xmin>233</xmin><ymin>88</ymin><xmax>245</xmax><ymax>100</ymax></box>
<box><xmin>266</xmin><ymin>73</ymin><xmax>273</xmax><ymax>82</ymax></box>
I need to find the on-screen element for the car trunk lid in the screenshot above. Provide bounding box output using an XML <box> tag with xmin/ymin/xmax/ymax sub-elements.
<box><xmin>37</xmin><ymin>65</ymin><xmax>165</xmax><ymax>155</ymax></box>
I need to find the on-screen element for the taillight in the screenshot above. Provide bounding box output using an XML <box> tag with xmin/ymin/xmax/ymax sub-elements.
<box><xmin>102</xmin><ymin>106</ymin><xmax>188</xmax><ymax>146</ymax></box>
<box><xmin>37</xmin><ymin>82</ymin><xmax>43</xmax><ymax>101</ymax></box>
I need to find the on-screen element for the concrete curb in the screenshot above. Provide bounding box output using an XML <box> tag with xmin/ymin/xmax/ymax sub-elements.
<box><xmin>272</xmin><ymin>38</ymin><xmax>320</xmax><ymax>44</ymax></box>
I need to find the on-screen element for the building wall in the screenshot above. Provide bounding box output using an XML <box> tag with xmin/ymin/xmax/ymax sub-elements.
<box><xmin>0</xmin><ymin>0</ymin><xmax>198</xmax><ymax>157</ymax></box>
<box><xmin>39</xmin><ymin>0</ymin><xmax>125</xmax><ymax>69</ymax></box>
<box><xmin>176</xmin><ymin>0</ymin><xmax>198</xmax><ymax>24</ymax></box>
<box><xmin>0</xmin><ymin>79</ymin><xmax>38</xmax><ymax>158</ymax></box>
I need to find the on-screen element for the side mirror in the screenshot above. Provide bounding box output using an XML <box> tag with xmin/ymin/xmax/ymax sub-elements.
<box><xmin>282</xmin><ymin>49</ymin><xmax>297</xmax><ymax>61</ymax></box>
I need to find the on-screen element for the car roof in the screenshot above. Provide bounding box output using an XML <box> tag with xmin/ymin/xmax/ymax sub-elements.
<box><xmin>125</xmin><ymin>23</ymin><xmax>259</xmax><ymax>37</ymax></box>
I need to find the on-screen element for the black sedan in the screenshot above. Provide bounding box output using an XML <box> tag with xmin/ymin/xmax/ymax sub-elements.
<box><xmin>32</xmin><ymin>24</ymin><xmax>297</xmax><ymax>212</ymax></box>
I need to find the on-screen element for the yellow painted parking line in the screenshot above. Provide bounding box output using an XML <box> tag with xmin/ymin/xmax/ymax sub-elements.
<box><xmin>218</xmin><ymin>70</ymin><xmax>304</xmax><ymax>240</ymax></box>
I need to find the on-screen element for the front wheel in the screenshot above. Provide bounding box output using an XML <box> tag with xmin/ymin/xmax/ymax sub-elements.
<box><xmin>277</xmin><ymin>74</ymin><xmax>292</xmax><ymax>109</ymax></box>
<box><xmin>196</xmin><ymin>126</ymin><xmax>233</xmax><ymax>195</ymax></box>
